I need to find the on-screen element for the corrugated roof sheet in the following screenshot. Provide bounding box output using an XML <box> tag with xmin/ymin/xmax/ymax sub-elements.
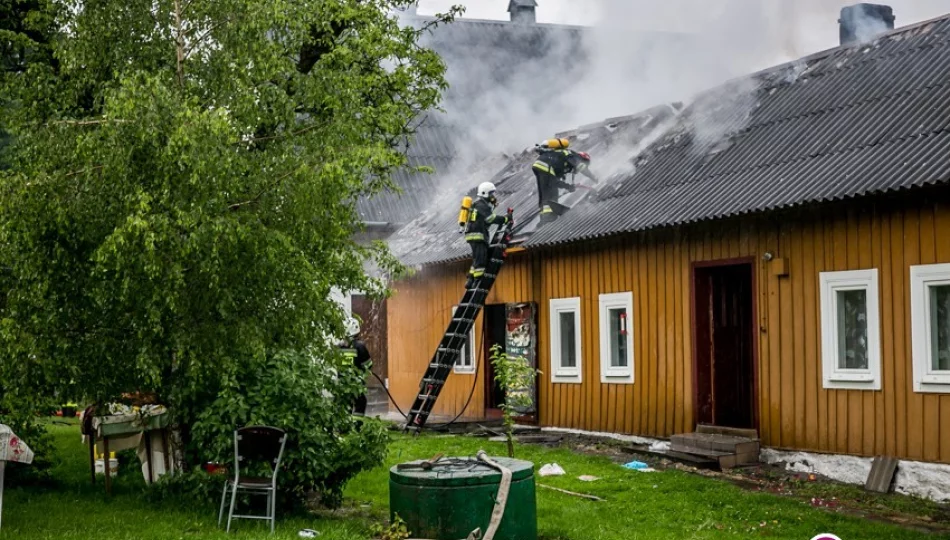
<box><xmin>392</xmin><ymin>14</ymin><xmax>950</xmax><ymax>265</ymax></box>
<box><xmin>356</xmin><ymin>16</ymin><xmax>590</xmax><ymax>225</ymax></box>
<box><xmin>527</xmin><ymin>16</ymin><xmax>950</xmax><ymax>247</ymax></box>
<box><xmin>391</xmin><ymin>106</ymin><xmax>681</xmax><ymax>266</ymax></box>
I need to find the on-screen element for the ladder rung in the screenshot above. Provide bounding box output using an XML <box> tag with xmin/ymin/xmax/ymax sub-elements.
<box><xmin>428</xmin><ymin>361</ymin><xmax>452</xmax><ymax>369</ymax></box>
<box><xmin>452</xmin><ymin>317</ymin><xmax>475</xmax><ymax>324</ymax></box>
<box><xmin>444</xmin><ymin>332</ymin><xmax>467</xmax><ymax>339</ymax></box>
<box><xmin>438</xmin><ymin>347</ymin><xmax>461</xmax><ymax>354</ymax></box>
<box><xmin>422</xmin><ymin>377</ymin><xmax>444</xmax><ymax>385</ymax></box>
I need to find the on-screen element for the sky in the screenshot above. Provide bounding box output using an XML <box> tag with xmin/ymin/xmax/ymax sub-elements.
<box><xmin>418</xmin><ymin>0</ymin><xmax>950</xmax><ymax>56</ymax></box>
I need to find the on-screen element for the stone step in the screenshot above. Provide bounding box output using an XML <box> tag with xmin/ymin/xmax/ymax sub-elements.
<box><xmin>670</xmin><ymin>441</ymin><xmax>759</xmax><ymax>470</ymax></box>
<box><xmin>671</xmin><ymin>432</ymin><xmax>760</xmax><ymax>454</ymax></box>
<box><xmin>696</xmin><ymin>424</ymin><xmax>759</xmax><ymax>440</ymax></box>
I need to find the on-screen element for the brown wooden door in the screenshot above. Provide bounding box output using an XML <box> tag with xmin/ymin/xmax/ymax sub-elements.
<box><xmin>693</xmin><ymin>263</ymin><xmax>757</xmax><ymax>430</ymax></box>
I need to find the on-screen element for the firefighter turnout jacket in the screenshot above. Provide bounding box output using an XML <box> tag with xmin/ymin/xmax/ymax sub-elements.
<box><xmin>532</xmin><ymin>148</ymin><xmax>594</xmax><ymax>181</ymax></box>
<box><xmin>464</xmin><ymin>197</ymin><xmax>507</xmax><ymax>243</ymax></box>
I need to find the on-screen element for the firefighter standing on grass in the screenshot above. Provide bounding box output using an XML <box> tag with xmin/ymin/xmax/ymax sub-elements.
<box><xmin>461</xmin><ymin>182</ymin><xmax>510</xmax><ymax>289</ymax></box>
<box><xmin>340</xmin><ymin>317</ymin><xmax>371</xmax><ymax>416</ymax></box>
<box><xmin>532</xmin><ymin>138</ymin><xmax>597</xmax><ymax>225</ymax></box>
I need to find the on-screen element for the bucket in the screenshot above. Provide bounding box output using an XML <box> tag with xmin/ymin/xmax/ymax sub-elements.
<box><xmin>95</xmin><ymin>458</ymin><xmax>119</xmax><ymax>475</ymax></box>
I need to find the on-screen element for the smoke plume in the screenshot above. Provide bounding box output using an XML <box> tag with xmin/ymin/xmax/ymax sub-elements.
<box><xmin>391</xmin><ymin>0</ymin><xmax>948</xmax><ymax>228</ymax></box>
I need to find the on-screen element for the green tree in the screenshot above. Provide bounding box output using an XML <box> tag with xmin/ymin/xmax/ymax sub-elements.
<box><xmin>0</xmin><ymin>0</ymin><xmax>460</xmax><ymax>500</ymax></box>
<box><xmin>489</xmin><ymin>344</ymin><xmax>540</xmax><ymax>458</ymax></box>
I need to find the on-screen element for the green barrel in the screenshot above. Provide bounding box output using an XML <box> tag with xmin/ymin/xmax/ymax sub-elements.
<box><xmin>389</xmin><ymin>456</ymin><xmax>537</xmax><ymax>540</ymax></box>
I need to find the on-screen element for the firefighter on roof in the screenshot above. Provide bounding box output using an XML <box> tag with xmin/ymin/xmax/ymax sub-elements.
<box><xmin>532</xmin><ymin>138</ymin><xmax>597</xmax><ymax>225</ymax></box>
<box><xmin>461</xmin><ymin>182</ymin><xmax>509</xmax><ymax>289</ymax></box>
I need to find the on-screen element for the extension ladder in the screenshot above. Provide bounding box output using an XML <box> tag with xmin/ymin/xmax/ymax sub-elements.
<box><xmin>405</xmin><ymin>209</ymin><xmax>515</xmax><ymax>431</ymax></box>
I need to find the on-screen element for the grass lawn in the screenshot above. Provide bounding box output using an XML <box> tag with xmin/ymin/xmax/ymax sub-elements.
<box><xmin>3</xmin><ymin>422</ymin><xmax>947</xmax><ymax>539</ymax></box>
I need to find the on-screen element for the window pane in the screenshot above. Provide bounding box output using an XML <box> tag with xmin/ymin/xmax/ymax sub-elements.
<box><xmin>836</xmin><ymin>289</ymin><xmax>868</xmax><ymax>370</ymax></box>
<box><xmin>930</xmin><ymin>284</ymin><xmax>950</xmax><ymax>371</ymax></box>
<box><xmin>609</xmin><ymin>307</ymin><xmax>628</xmax><ymax>367</ymax></box>
<box><xmin>460</xmin><ymin>334</ymin><xmax>471</xmax><ymax>367</ymax></box>
<box><xmin>559</xmin><ymin>311</ymin><xmax>576</xmax><ymax>368</ymax></box>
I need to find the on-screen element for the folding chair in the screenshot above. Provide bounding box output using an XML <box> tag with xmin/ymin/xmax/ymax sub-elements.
<box><xmin>218</xmin><ymin>426</ymin><xmax>287</xmax><ymax>533</ymax></box>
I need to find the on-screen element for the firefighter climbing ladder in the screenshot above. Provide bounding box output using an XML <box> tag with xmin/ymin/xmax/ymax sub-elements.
<box><xmin>405</xmin><ymin>209</ymin><xmax>515</xmax><ymax>432</ymax></box>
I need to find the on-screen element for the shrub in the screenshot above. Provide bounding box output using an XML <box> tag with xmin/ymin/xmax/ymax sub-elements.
<box><xmin>184</xmin><ymin>348</ymin><xmax>389</xmax><ymax>509</ymax></box>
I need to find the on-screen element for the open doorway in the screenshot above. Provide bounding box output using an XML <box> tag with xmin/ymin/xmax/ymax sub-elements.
<box><xmin>692</xmin><ymin>261</ymin><xmax>757</xmax><ymax>430</ymax></box>
<box><xmin>483</xmin><ymin>304</ymin><xmax>507</xmax><ymax>417</ymax></box>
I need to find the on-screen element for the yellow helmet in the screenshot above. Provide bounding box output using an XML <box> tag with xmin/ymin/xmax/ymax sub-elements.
<box><xmin>543</xmin><ymin>138</ymin><xmax>570</xmax><ymax>150</ymax></box>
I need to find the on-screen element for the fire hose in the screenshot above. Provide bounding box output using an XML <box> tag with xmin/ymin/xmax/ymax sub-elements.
<box><xmin>405</xmin><ymin>450</ymin><xmax>512</xmax><ymax>540</ymax></box>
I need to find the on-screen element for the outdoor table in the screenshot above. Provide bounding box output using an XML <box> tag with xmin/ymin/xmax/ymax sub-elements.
<box><xmin>0</xmin><ymin>424</ymin><xmax>34</xmax><ymax>530</ymax></box>
<box><xmin>85</xmin><ymin>406</ymin><xmax>172</xmax><ymax>495</ymax></box>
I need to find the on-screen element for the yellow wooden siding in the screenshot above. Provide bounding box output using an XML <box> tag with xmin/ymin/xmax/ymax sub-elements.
<box><xmin>387</xmin><ymin>196</ymin><xmax>950</xmax><ymax>463</ymax></box>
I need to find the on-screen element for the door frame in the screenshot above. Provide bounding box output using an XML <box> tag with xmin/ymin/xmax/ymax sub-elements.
<box><xmin>689</xmin><ymin>257</ymin><xmax>760</xmax><ymax>431</ymax></box>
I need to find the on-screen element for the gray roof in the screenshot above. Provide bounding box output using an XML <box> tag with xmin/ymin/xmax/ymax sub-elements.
<box><xmin>356</xmin><ymin>16</ymin><xmax>589</xmax><ymax>225</ymax></box>
<box><xmin>389</xmin><ymin>104</ymin><xmax>682</xmax><ymax>266</ymax></box>
<box><xmin>391</xmin><ymin>13</ymin><xmax>950</xmax><ymax>264</ymax></box>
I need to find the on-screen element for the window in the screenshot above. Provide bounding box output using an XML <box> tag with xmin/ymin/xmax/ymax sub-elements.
<box><xmin>452</xmin><ymin>305</ymin><xmax>476</xmax><ymax>374</ymax></box>
<box><xmin>550</xmin><ymin>297</ymin><xmax>582</xmax><ymax>383</ymax></box>
<box><xmin>599</xmin><ymin>292</ymin><xmax>635</xmax><ymax>383</ymax></box>
<box><xmin>819</xmin><ymin>269</ymin><xmax>881</xmax><ymax>390</ymax></box>
<box><xmin>910</xmin><ymin>264</ymin><xmax>950</xmax><ymax>393</ymax></box>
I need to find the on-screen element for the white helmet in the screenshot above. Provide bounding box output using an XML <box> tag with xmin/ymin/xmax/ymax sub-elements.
<box><xmin>344</xmin><ymin>317</ymin><xmax>360</xmax><ymax>337</ymax></box>
<box><xmin>477</xmin><ymin>182</ymin><xmax>496</xmax><ymax>199</ymax></box>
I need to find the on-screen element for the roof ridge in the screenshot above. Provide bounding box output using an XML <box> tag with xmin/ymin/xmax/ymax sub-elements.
<box><xmin>699</xmin><ymin>15</ymin><xmax>950</xmax><ymax>99</ymax></box>
<box><xmin>619</xmin><ymin>35</ymin><xmax>950</xmax><ymax>168</ymax></box>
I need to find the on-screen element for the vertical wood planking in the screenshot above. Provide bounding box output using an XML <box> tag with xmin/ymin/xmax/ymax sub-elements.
<box><xmin>891</xmin><ymin>210</ymin><xmax>909</xmax><ymax>458</ymax></box>
<box><xmin>879</xmin><ymin>207</ymin><xmax>897</xmax><ymax>457</ymax></box>
<box><xmin>664</xmin><ymin>234</ymin><xmax>677</xmax><ymax>435</ymax></box>
<box><xmin>905</xmin><ymin>207</ymin><xmax>924</xmax><ymax>459</ymax></box>
<box><xmin>919</xmin><ymin>204</ymin><xmax>940</xmax><ymax>462</ymax></box>
<box><xmin>386</xmin><ymin>198</ymin><xmax>950</xmax><ymax>464</ymax></box>
<box><xmin>790</xmin><ymin>218</ymin><xmax>807</xmax><ymax>450</ymax></box>
<box><xmin>636</xmin><ymin>234</ymin><xmax>650</xmax><ymax>434</ymax></box>
<box><xmin>935</xmin><ymin>202</ymin><xmax>950</xmax><ymax>463</ymax></box>
<box><xmin>779</xmin><ymin>221</ymin><xmax>796</xmax><ymax>449</ymax></box>
<box><xmin>803</xmin><ymin>215</ymin><xmax>820</xmax><ymax>450</ymax></box>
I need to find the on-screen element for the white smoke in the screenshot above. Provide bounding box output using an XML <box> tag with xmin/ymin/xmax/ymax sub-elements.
<box><xmin>388</xmin><ymin>0</ymin><xmax>950</xmax><ymax>232</ymax></box>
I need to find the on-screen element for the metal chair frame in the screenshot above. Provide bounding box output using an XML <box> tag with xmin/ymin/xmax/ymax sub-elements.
<box><xmin>218</xmin><ymin>426</ymin><xmax>287</xmax><ymax>533</ymax></box>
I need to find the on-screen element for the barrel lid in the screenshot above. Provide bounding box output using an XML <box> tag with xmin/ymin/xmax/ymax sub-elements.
<box><xmin>390</xmin><ymin>456</ymin><xmax>534</xmax><ymax>487</ymax></box>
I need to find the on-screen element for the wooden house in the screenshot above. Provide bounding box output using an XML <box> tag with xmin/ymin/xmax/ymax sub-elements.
<box><xmin>385</xmin><ymin>11</ymin><xmax>950</xmax><ymax>466</ymax></box>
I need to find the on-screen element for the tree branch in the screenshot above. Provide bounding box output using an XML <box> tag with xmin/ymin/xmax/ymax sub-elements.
<box><xmin>174</xmin><ymin>0</ymin><xmax>185</xmax><ymax>88</ymax></box>
<box><xmin>227</xmin><ymin>169</ymin><xmax>296</xmax><ymax>211</ymax></box>
<box><xmin>64</xmin><ymin>165</ymin><xmax>104</xmax><ymax>178</ymax></box>
<box><xmin>51</xmin><ymin>119</ymin><xmax>126</xmax><ymax>127</ymax></box>
<box><xmin>236</xmin><ymin>122</ymin><xmax>326</xmax><ymax>146</ymax></box>
<box><xmin>183</xmin><ymin>16</ymin><xmax>235</xmax><ymax>59</ymax></box>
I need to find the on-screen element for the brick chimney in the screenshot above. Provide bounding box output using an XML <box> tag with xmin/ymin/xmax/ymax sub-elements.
<box><xmin>508</xmin><ymin>0</ymin><xmax>537</xmax><ymax>24</ymax></box>
<box><xmin>839</xmin><ymin>3</ymin><xmax>895</xmax><ymax>46</ymax></box>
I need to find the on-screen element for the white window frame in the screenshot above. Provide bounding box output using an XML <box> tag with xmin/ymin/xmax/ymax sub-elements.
<box><xmin>599</xmin><ymin>292</ymin><xmax>635</xmax><ymax>384</ymax></box>
<box><xmin>819</xmin><ymin>269</ymin><xmax>882</xmax><ymax>390</ymax></box>
<box><xmin>452</xmin><ymin>305</ymin><xmax>477</xmax><ymax>374</ymax></box>
<box><xmin>910</xmin><ymin>263</ymin><xmax>950</xmax><ymax>393</ymax></box>
<box><xmin>550</xmin><ymin>297</ymin><xmax>582</xmax><ymax>383</ymax></box>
